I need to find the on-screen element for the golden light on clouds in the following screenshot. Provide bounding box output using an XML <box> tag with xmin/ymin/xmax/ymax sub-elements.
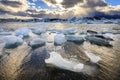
<box><xmin>0</xmin><ymin>0</ymin><xmax>120</xmax><ymax>19</ymax></box>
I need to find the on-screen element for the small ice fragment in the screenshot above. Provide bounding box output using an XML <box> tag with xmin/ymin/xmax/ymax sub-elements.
<box><xmin>84</xmin><ymin>51</ymin><xmax>101</xmax><ymax>63</ymax></box>
<box><xmin>103</xmin><ymin>33</ymin><xmax>114</xmax><ymax>39</ymax></box>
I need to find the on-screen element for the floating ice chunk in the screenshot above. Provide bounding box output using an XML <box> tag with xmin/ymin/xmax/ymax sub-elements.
<box><xmin>29</xmin><ymin>38</ymin><xmax>45</xmax><ymax>49</ymax></box>
<box><xmin>28</xmin><ymin>31</ymin><xmax>39</xmax><ymax>38</ymax></box>
<box><xmin>3</xmin><ymin>36</ymin><xmax>23</xmax><ymax>48</ymax></box>
<box><xmin>103</xmin><ymin>33</ymin><xmax>114</xmax><ymax>39</ymax></box>
<box><xmin>15</xmin><ymin>28</ymin><xmax>30</xmax><ymax>38</ymax></box>
<box><xmin>54</xmin><ymin>34</ymin><xmax>66</xmax><ymax>45</ymax></box>
<box><xmin>62</xmin><ymin>27</ymin><xmax>78</xmax><ymax>35</ymax></box>
<box><xmin>94</xmin><ymin>34</ymin><xmax>114</xmax><ymax>41</ymax></box>
<box><xmin>80</xmin><ymin>31</ymin><xmax>88</xmax><ymax>35</ymax></box>
<box><xmin>86</xmin><ymin>36</ymin><xmax>112</xmax><ymax>47</ymax></box>
<box><xmin>32</xmin><ymin>28</ymin><xmax>46</xmax><ymax>35</ymax></box>
<box><xmin>49</xmin><ymin>29</ymin><xmax>62</xmax><ymax>34</ymax></box>
<box><xmin>66</xmin><ymin>35</ymin><xmax>84</xmax><ymax>44</ymax></box>
<box><xmin>84</xmin><ymin>51</ymin><xmax>101</xmax><ymax>63</ymax></box>
<box><xmin>0</xmin><ymin>32</ymin><xmax>12</xmax><ymax>35</ymax></box>
<box><xmin>45</xmin><ymin>52</ymin><xmax>84</xmax><ymax>72</ymax></box>
<box><xmin>87</xmin><ymin>30</ymin><xmax>98</xmax><ymax>34</ymax></box>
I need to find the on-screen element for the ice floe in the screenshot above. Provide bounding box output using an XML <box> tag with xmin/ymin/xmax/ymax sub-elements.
<box><xmin>87</xmin><ymin>30</ymin><xmax>98</xmax><ymax>34</ymax></box>
<box><xmin>54</xmin><ymin>34</ymin><xmax>66</xmax><ymax>45</ymax></box>
<box><xmin>49</xmin><ymin>29</ymin><xmax>62</xmax><ymax>34</ymax></box>
<box><xmin>66</xmin><ymin>35</ymin><xmax>85</xmax><ymax>44</ymax></box>
<box><xmin>84</xmin><ymin>51</ymin><xmax>101</xmax><ymax>63</ymax></box>
<box><xmin>0</xmin><ymin>32</ymin><xmax>12</xmax><ymax>36</ymax></box>
<box><xmin>45</xmin><ymin>52</ymin><xmax>84</xmax><ymax>72</ymax></box>
<box><xmin>15</xmin><ymin>28</ymin><xmax>30</xmax><ymax>38</ymax></box>
<box><xmin>103</xmin><ymin>33</ymin><xmax>114</xmax><ymax>40</ymax></box>
<box><xmin>3</xmin><ymin>36</ymin><xmax>23</xmax><ymax>48</ymax></box>
<box><xmin>94</xmin><ymin>34</ymin><xmax>114</xmax><ymax>41</ymax></box>
<box><xmin>86</xmin><ymin>36</ymin><xmax>112</xmax><ymax>47</ymax></box>
<box><xmin>31</xmin><ymin>27</ymin><xmax>46</xmax><ymax>35</ymax></box>
<box><xmin>62</xmin><ymin>27</ymin><xmax>78</xmax><ymax>35</ymax></box>
<box><xmin>29</xmin><ymin>38</ymin><xmax>46</xmax><ymax>49</ymax></box>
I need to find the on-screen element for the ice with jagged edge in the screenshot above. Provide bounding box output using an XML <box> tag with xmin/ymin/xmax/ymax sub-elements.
<box><xmin>45</xmin><ymin>52</ymin><xmax>84</xmax><ymax>72</ymax></box>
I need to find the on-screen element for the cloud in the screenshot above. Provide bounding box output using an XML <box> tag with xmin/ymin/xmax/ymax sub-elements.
<box><xmin>83</xmin><ymin>0</ymin><xmax>107</xmax><ymax>8</ymax></box>
<box><xmin>61</xmin><ymin>0</ymin><xmax>83</xmax><ymax>8</ymax></box>
<box><xmin>43</xmin><ymin>0</ymin><xmax>107</xmax><ymax>8</ymax></box>
<box><xmin>43</xmin><ymin>0</ymin><xmax>120</xmax><ymax>18</ymax></box>
<box><xmin>0</xmin><ymin>0</ymin><xmax>120</xmax><ymax>19</ymax></box>
<box><xmin>0</xmin><ymin>0</ymin><xmax>29</xmax><ymax>13</ymax></box>
<box><xmin>44</xmin><ymin>0</ymin><xmax>57</xmax><ymax>4</ymax></box>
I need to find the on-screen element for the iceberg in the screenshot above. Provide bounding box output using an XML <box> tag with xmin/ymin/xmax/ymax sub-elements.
<box><xmin>66</xmin><ymin>35</ymin><xmax>85</xmax><ymax>44</ymax></box>
<box><xmin>45</xmin><ymin>52</ymin><xmax>84</xmax><ymax>72</ymax></box>
<box><xmin>15</xmin><ymin>28</ymin><xmax>30</xmax><ymax>38</ymax></box>
<box><xmin>54</xmin><ymin>34</ymin><xmax>66</xmax><ymax>45</ymax></box>
<box><xmin>3</xmin><ymin>36</ymin><xmax>23</xmax><ymax>48</ymax></box>
<box><xmin>84</xmin><ymin>51</ymin><xmax>101</xmax><ymax>63</ymax></box>
<box><xmin>62</xmin><ymin>27</ymin><xmax>78</xmax><ymax>35</ymax></box>
<box><xmin>29</xmin><ymin>38</ymin><xmax>45</xmax><ymax>49</ymax></box>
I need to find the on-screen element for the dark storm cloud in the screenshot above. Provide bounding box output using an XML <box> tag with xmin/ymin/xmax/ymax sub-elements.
<box><xmin>43</xmin><ymin>0</ymin><xmax>107</xmax><ymax>8</ymax></box>
<box><xmin>44</xmin><ymin>0</ymin><xmax>57</xmax><ymax>4</ymax></box>
<box><xmin>0</xmin><ymin>0</ymin><xmax>120</xmax><ymax>19</ymax></box>
<box><xmin>61</xmin><ymin>0</ymin><xmax>83</xmax><ymax>8</ymax></box>
<box><xmin>83</xmin><ymin>0</ymin><xmax>108</xmax><ymax>8</ymax></box>
<box><xmin>0</xmin><ymin>8</ymin><xmax>10</xmax><ymax>14</ymax></box>
<box><xmin>0</xmin><ymin>0</ymin><xmax>28</xmax><ymax>13</ymax></box>
<box><xmin>0</xmin><ymin>1</ymin><xmax>22</xmax><ymax>8</ymax></box>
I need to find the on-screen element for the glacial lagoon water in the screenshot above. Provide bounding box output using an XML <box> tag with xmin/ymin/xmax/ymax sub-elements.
<box><xmin>0</xmin><ymin>22</ymin><xmax>120</xmax><ymax>80</ymax></box>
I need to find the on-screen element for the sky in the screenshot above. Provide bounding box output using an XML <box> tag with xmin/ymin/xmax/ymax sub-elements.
<box><xmin>106</xmin><ymin>0</ymin><xmax>120</xmax><ymax>6</ymax></box>
<box><xmin>0</xmin><ymin>0</ymin><xmax>120</xmax><ymax>19</ymax></box>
